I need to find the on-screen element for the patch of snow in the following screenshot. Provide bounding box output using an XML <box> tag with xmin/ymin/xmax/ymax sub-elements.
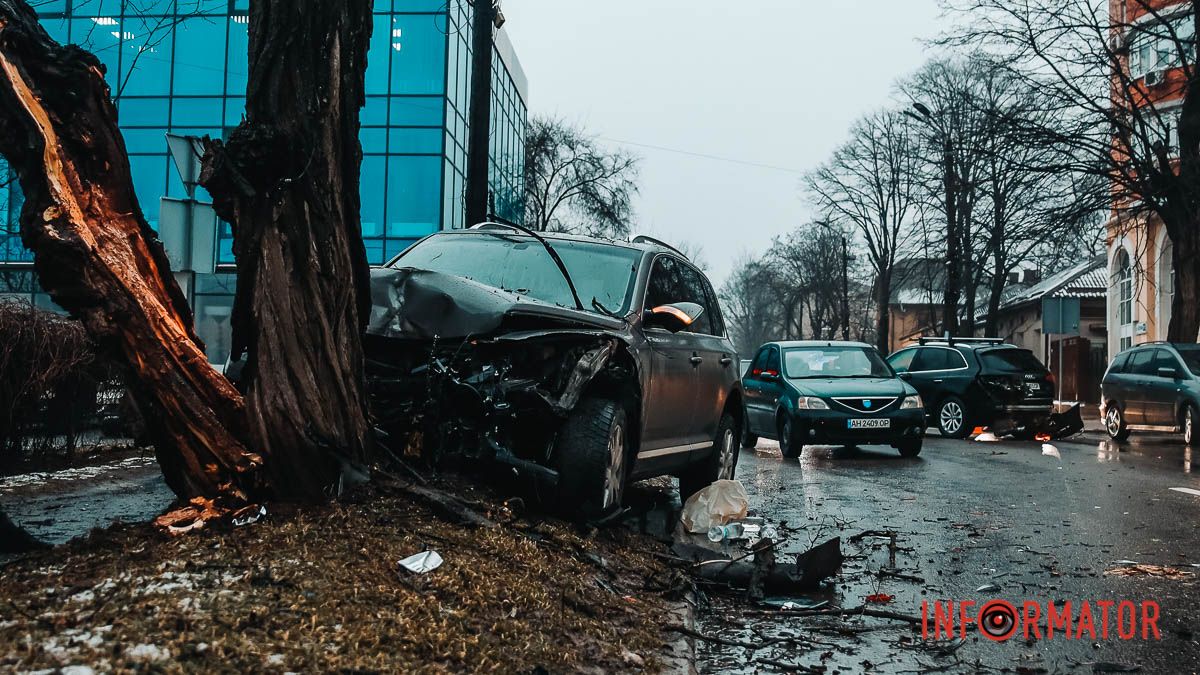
<box><xmin>126</xmin><ymin>644</ymin><xmax>170</xmax><ymax>662</ymax></box>
<box><xmin>266</xmin><ymin>654</ymin><xmax>285</xmax><ymax>666</ymax></box>
<box><xmin>60</xmin><ymin>665</ymin><xmax>96</xmax><ymax>675</ymax></box>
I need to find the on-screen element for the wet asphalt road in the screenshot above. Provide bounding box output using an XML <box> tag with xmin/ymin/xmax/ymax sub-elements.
<box><xmin>691</xmin><ymin>432</ymin><xmax>1200</xmax><ymax>674</ymax></box>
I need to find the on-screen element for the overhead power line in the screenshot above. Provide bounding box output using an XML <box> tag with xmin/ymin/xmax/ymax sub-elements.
<box><xmin>596</xmin><ymin>136</ymin><xmax>804</xmax><ymax>174</ymax></box>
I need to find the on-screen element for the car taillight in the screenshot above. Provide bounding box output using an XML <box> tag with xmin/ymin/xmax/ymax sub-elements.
<box><xmin>1046</xmin><ymin>372</ymin><xmax>1056</xmax><ymax>385</ymax></box>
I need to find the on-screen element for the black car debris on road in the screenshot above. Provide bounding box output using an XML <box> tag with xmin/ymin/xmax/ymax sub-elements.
<box><xmin>362</xmin><ymin>223</ymin><xmax>744</xmax><ymax>518</ymax></box>
<box><xmin>887</xmin><ymin>337</ymin><xmax>1055</xmax><ymax>438</ymax></box>
<box><xmin>741</xmin><ymin>341</ymin><xmax>926</xmax><ymax>457</ymax></box>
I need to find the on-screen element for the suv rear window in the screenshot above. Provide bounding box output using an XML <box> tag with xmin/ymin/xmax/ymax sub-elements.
<box><xmin>979</xmin><ymin>348</ymin><xmax>1046</xmax><ymax>374</ymax></box>
<box><xmin>1177</xmin><ymin>347</ymin><xmax>1200</xmax><ymax>377</ymax></box>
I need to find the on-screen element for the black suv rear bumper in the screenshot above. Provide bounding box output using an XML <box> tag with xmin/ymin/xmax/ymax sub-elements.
<box><xmin>789</xmin><ymin>408</ymin><xmax>926</xmax><ymax>445</ymax></box>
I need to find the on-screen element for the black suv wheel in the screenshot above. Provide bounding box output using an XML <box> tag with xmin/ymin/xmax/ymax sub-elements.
<box><xmin>937</xmin><ymin>396</ymin><xmax>970</xmax><ymax>438</ymax></box>
<box><xmin>1105</xmin><ymin>403</ymin><xmax>1130</xmax><ymax>441</ymax></box>
<box><xmin>554</xmin><ymin>397</ymin><xmax>628</xmax><ymax>518</ymax></box>
<box><xmin>679</xmin><ymin>412</ymin><xmax>740</xmax><ymax>501</ymax></box>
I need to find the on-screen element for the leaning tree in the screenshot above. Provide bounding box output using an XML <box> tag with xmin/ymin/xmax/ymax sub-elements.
<box><xmin>0</xmin><ymin>0</ymin><xmax>375</xmax><ymax>517</ymax></box>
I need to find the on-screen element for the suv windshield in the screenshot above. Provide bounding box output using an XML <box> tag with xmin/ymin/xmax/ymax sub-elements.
<box><xmin>980</xmin><ymin>348</ymin><xmax>1046</xmax><ymax>373</ymax></box>
<box><xmin>1175</xmin><ymin>346</ymin><xmax>1200</xmax><ymax>377</ymax></box>
<box><xmin>783</xmin><ymin>346</ymin><xmax>893</xmax><ymax>379</ymax></box>
<box><xmin>391</xmin><ymin>232</ymin><xmax>641</xmax><ymax>314</ymax></box>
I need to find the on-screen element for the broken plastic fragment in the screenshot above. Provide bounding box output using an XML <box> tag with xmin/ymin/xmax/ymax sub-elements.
<box><xmin>398</xmin><ymin>550</ymin><xmax>444</xmax><ymax>574</ymax></box>
<box><xmin>975</xmin><ymin>583</ymin><xmax>1001</xmax><ymax>593</ymax></box>
<box><xmin>974</xmin><ymin>432</ymin><xmax>999</xmax><ymax>442</ymax></box>
<box><xmin>232</xmin><ymin>505</ymin><xmax>266</xmax><ymax>527</ymax></box>
<box><xmin>1042</xmin><ymin>443</ymin><xmax>1061</xmax><ymax>459</ymax></box>
<box><xmin>865</xmin><ymin>593</ymin><xmax>895</xmax><ymax>603</ymax></box>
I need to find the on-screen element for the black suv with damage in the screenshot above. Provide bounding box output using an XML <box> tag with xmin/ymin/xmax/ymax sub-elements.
<box><xmin>886</xmin><ymin>337</ymin><xmax>1054</xmax><ymax>438</ymax></box>
<box><xmin>364</xmin><ymin>224</ymin><xmax>744</xmax><ymax>518</ymax></box>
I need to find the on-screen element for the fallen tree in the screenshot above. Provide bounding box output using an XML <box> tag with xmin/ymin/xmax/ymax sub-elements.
<box><xmin>0</xmin><ymin>0</ymin><xmax>375</xmax><ymax>511</ymax></box>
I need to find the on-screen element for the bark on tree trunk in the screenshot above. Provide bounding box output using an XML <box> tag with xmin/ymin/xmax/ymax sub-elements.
<box><xmin>0</xmin><ymin>0</ymin><xmax>261</xmax><ymax>504</ymax></box>
<box><xmin>201</xmin><ymin>0</ymin><xmax>374</xmax><ymax>501</ymax></box>
<box><xmin>875</xmin><ymin>271</ymin><xmax>892</xmax><ymax>355</ymax></box>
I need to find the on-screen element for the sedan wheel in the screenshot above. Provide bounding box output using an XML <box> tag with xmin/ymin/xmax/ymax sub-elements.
<box><xmin>1184</xmin><ymin>406</ymin><xmax>1196</xmax><ymax>446</ymax></box>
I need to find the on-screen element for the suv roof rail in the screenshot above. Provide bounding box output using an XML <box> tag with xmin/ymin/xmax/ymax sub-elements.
<box><xmin>470</xmin><ymin>221</ymin><xmax>520</xmax><ymax>232</ymax></box>
<box><xmin>917</xmin><ymin>336</ymin><xmax>1007</xmax><ymax>347</ymax></box>
<box><xmin>630</xmin><ymin>234</ymin><xmax>689</xmax><ymax>260</ymax></box>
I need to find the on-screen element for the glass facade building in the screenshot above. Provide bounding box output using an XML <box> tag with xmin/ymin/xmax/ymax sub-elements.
<box><xmin>1</xmin><ymin>0</ymin><xmax>528</xmax><ymax>361</ymax></box>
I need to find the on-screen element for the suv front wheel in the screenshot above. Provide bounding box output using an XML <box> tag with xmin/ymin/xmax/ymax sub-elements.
<box><xmin>1183</xmin><ymin>404</ymin><xmax>1196</xmax><ymax>446</ymax></box>
<box><xmin>554</xmin><ymin>397</ymin><xmax>629</xmax><ymax>519</ymax></box>
<box><xmin>679</xmin><ymin>412</ymin><xmax>740</xmax><ymax>502</ymax></box>
<box><xmin>1105</xmin><ymin>403</ymin><xmax>1130</xmax><ymax>442</ymax></box>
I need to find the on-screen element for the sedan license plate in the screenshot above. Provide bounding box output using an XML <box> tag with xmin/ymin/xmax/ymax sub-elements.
<box><xmin>847</xmin><ymin>418</ymin><xmax>890</xmax><ymax>430</ymax></box>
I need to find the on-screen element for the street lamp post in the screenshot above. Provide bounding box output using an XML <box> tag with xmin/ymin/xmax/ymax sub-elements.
<box><xmin>906</xmin><ymin>102</ymin><xmax>962</xmax><ymax>338</ymax></box>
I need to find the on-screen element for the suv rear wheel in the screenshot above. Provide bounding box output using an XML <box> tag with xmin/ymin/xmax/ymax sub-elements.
<box><xmin>679</xmin><ymin>412</ymin><xmax>739</xmax><ymax>501</ymax></box>
<box><xmin>1105</xmin><ymin>403</ymin><xmax>1130</xmax><ymax>442</ymax></box>
<box><xmin>554</xmin><ymin>397</ymin><xmax>628</xmax><ymax>519</ymax></box>
<box><xmin>937</xmin><ymin>397</ymin><xmax>970</xmax><ymax>439</ymax></box>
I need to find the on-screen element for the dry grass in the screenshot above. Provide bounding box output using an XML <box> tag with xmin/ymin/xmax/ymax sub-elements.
<box><xmin>0</xmin><ymin>478</ymin><xmax>675</xmax><ymax>673</ymax></box>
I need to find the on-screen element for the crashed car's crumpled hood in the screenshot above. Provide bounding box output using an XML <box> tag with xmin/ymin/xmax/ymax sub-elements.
<box><xmin>366</xmin><ymin>267</ymin><xmax>626</xmax><ymax>340</ymax></box>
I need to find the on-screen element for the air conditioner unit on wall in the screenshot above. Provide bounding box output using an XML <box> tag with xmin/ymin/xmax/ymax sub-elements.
<box><xmin>1144</xmin><ymin>70</ymin><xmax>1166</xmax><ymax>86</ymax></box>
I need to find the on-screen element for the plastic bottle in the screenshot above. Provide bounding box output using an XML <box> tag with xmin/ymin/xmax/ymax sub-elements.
<box><xmin>706</xmin><ymin>522</ymin><xmax>745</xmax><ymax>542</ymax></box>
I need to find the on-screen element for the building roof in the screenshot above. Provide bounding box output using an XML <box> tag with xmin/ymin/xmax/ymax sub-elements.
<box><xmin>990</xmin><ymin>255</ymin><xmax>1107</xmax><ymax>314</ymax></box>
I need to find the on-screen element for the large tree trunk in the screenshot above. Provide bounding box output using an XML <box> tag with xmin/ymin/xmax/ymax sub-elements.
<box><xmin>1168</xmin><ymin>6</ymin><xmax>1200</xmax><ymax>343</ymax></box>
<box><xmin>875</xmin><ymin>271</ymin><xmax>892</xmax><ymax>355</ymax></box>
<box><xmin>0</xmin><ymin>0</ymin><xmax>260</xmax><ymax>504</ymax></box>
<box><xmin>201</xmin><ymin>0</ymin><xmax>374</xmax><ymax>500</ymax></box>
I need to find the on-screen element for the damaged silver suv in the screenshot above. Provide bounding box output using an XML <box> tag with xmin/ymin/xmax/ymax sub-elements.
<box><xmin>364</xmin><ymin>224</ymin><xmax>744</xmax><ymax>518</ymax></box>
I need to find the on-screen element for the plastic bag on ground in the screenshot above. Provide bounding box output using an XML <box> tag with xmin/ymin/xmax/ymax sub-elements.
<box><xmin>1041</xmin><ymin>443</ymin><xmax>1061</xmax><ymax>459</ymax></box>
<box><xmin>398</xmin><ymin>550</ymin><xmax>444</xmax><ymax>574</ymax></box>
<box><xmin>680</xmin><ymin>479</ymin><xmax>749</xmax><ymax>533</ymax></box>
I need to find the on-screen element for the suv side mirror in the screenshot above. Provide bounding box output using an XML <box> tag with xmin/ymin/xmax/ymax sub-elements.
<box><xmin>1157</xmin><ymin>366</ymin><xmax>1180</xmax><ymax>380</ymax></box>
<box><xmin>644</xmin><ymin>302</ymin><xmax>705</xmax><ymax>333</ymax></box>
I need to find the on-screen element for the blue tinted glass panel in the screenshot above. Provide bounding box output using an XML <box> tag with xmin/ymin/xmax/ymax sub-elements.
<box><xmin>225</xmin><ymin>18</ymin><xmax>248</xmax><ymax>95</ymax></box>
<box><xmin>362</xmin><ymin>96</ymin><xmax>388</xmax><ymax>126</ymax></box>
<box><xmin>365</xmin><ymin>14</ymin><xmax>391</xmax><ymax>95</ymax></box>
<box><xmin>41</xmin><ymin>16</ymin><xmax>70</xmax><ymax>44</ymax></box>
<box><xmin>361</xmin><ymin>156</ymin><xmax>386</xmax><ymax>237</ymax></box>
<box><xmin>119</xmin><ymin>97</ymin><xmax>169</xmax><ymax>126</ymax></box>
<box><xmin>171</xmin><ymin>98</ymin><xmax>224</xmax><ymax>127</ymax></box>
<box><xmin>128</xmin><ymin>155</ymin><xmax>167</xmax><ymax>226</ymax></box>
<box><xmin>364</xmin><ymin>238</ymin><xmax>384</xmax><ymax>266</ymax></box>
<box><xmin>176</xmin><ymin>0</ymin><xmax>226</xmax><ymax>14</ymax></box>
<box><xmin>389</xmin><ymin>15</ymin><xmax>446</xmax><ymax>95</ymax></box>
<box><xmin>32</xmin><ymin>0</ymin><xmax>68</xmax><ymax>13</ymax></box>
<box><xmin>386</xmin><ymin>156</ymin><xmax>440</xmax><ymax>237</ymax></box>
<box><xmin>122</xmin><ymin>128</ymin><xmax>168</xmax><ymax>153</ymax></box>
<box><xmin>120</xmin><ymin>30</ymin><xmax>172</xmax><ymax>95</ymax></box>
<box><xmin>388</xmin><ymin>128</ymin><xmax>441</xmax><ymax>154</ymax></box>
<box><xmin>389</xmin><ymin>96</ymin><xmax>442</xmax><ymax>126</ymax></box>
<box><xmin>69</xmin><ymin>0</ymin><xmax>122</xmax><ymax>17</ymax></box>
<box><xmin>122</xmin><ymin>0</ymin><xmax>172</xmax><ymax>14</ymax></box>
<box><xmin>69</xmin><ymin>19</ymin><xmax>121</xmax><ymax>79</ymax></box>
<box><xmin>391</xmin><ymin>0</ymin><xmax>448</xmax><ymax>11</ymax></box>
<box><xmin>224</xmin><ymin>97</ymin><xmax>246</xmax><ymax>126</ymax></box>
<box><xmin>173</xmin><ymin>18</ymin><xmax>228</xmax><ymax>95</ymax></box>
<box><xmin>360</xmin><ymin>128</ymin><xmax>387</xmax><ymax>153</ymax></box>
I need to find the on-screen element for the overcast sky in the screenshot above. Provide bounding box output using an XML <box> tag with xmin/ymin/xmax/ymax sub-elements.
<box><xmin>502</xmin><ymin>0</ymin><xmax>944</xmax><ymax>286</ymax></box>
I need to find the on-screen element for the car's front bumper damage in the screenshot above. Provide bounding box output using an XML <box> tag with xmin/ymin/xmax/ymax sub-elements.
<box><xmin>363</xmin><ymin>267</ymin><xmax>638</xmax><ymax>484</ymax></box>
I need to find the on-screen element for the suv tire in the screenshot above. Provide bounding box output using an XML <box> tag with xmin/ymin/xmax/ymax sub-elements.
<box><xmin>742</xmin><ymin>430</ymin><xmax>759</xmax><ymax>448</ymax></box>
<box><xmin>679</xmin><ymin>412</ymin><xmax>740</xmax><ymax>502</ymax></box>
<box><xmin>778</xmin><ymin>415</ymin><xmax>803</xmax><ymax>459</ymax></box>
<box><xmin>1105</xmin><ymin>403</ymin><xmax>1130</xmax><ymax>442</ymax></box>
<box><xmin>554</xmin><ymin>397</ymin><xmax>628</xmax><ymax>519</ymax></box>
<box><xmin>937</xmin><ymin>396</ymin><xmax>970</xmax><ymax>439</ymax></box>
<box><xmin>1183</xmin><ymin>404</ymin><xmax>1196</xmax><ymax>446</ymax></box>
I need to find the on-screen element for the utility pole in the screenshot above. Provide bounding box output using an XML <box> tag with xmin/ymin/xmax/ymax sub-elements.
<box><xmin>907</xmin><ymin>102</ymin><xmax>961</xmax><ymax>337</ymax></box>
<box><xmin>465</xmin><ymin>0</ymin><xmax>498</xmax><ymax>227</ymax></box>
<box><xmin>841</xmin><ymin>233</ymin><xmax>850</xmax><ymax>340</ymax></box>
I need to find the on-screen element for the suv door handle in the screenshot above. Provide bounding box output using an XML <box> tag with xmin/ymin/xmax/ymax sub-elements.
<box><xmin>719</xmin><ymin>356</ymin><xmax>733</xmax><ymax>366</ymax></box>
<box><xmin>933</xmin><ymin>379</ymin><xmax>944</xmax><ymax>383</ymax></box>
<box><xmin>690</xmin><ymin>355</ymin><xmax>704</xmax><ymax>365</ymax></box>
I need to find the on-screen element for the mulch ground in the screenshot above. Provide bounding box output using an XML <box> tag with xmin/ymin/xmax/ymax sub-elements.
<box><xmin>0</xmin><ymin>476</ymin><xmax>681</xmax><ymax>673</ymax></box>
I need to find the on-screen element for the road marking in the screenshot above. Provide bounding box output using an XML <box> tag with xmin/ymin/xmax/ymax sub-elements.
<box><xmin>1169</xmin><ymin>487</ymin><xmax>1200</xmax><ymax>497</ymax></box>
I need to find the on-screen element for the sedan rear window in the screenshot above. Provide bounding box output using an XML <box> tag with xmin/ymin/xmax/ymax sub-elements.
<box><xmin>979</xmin><ymin>348</ymin><xmax>1046</xmax><ymax>374</ymax></box>
<box><xmin>392</xmin><ymin>232</ymin><xmax>641</xmax><ymax>314</ymax></box>
<box><xmin>783</xmin><ymin>346</ymin><xmax>892</xmax><ymax>379</ymax></box>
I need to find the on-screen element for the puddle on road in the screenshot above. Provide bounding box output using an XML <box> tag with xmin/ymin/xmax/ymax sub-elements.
<box><xmin>1</xmin><ymin>454</ymin><xmax>174</xmax><ymax>547</ymax></box>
